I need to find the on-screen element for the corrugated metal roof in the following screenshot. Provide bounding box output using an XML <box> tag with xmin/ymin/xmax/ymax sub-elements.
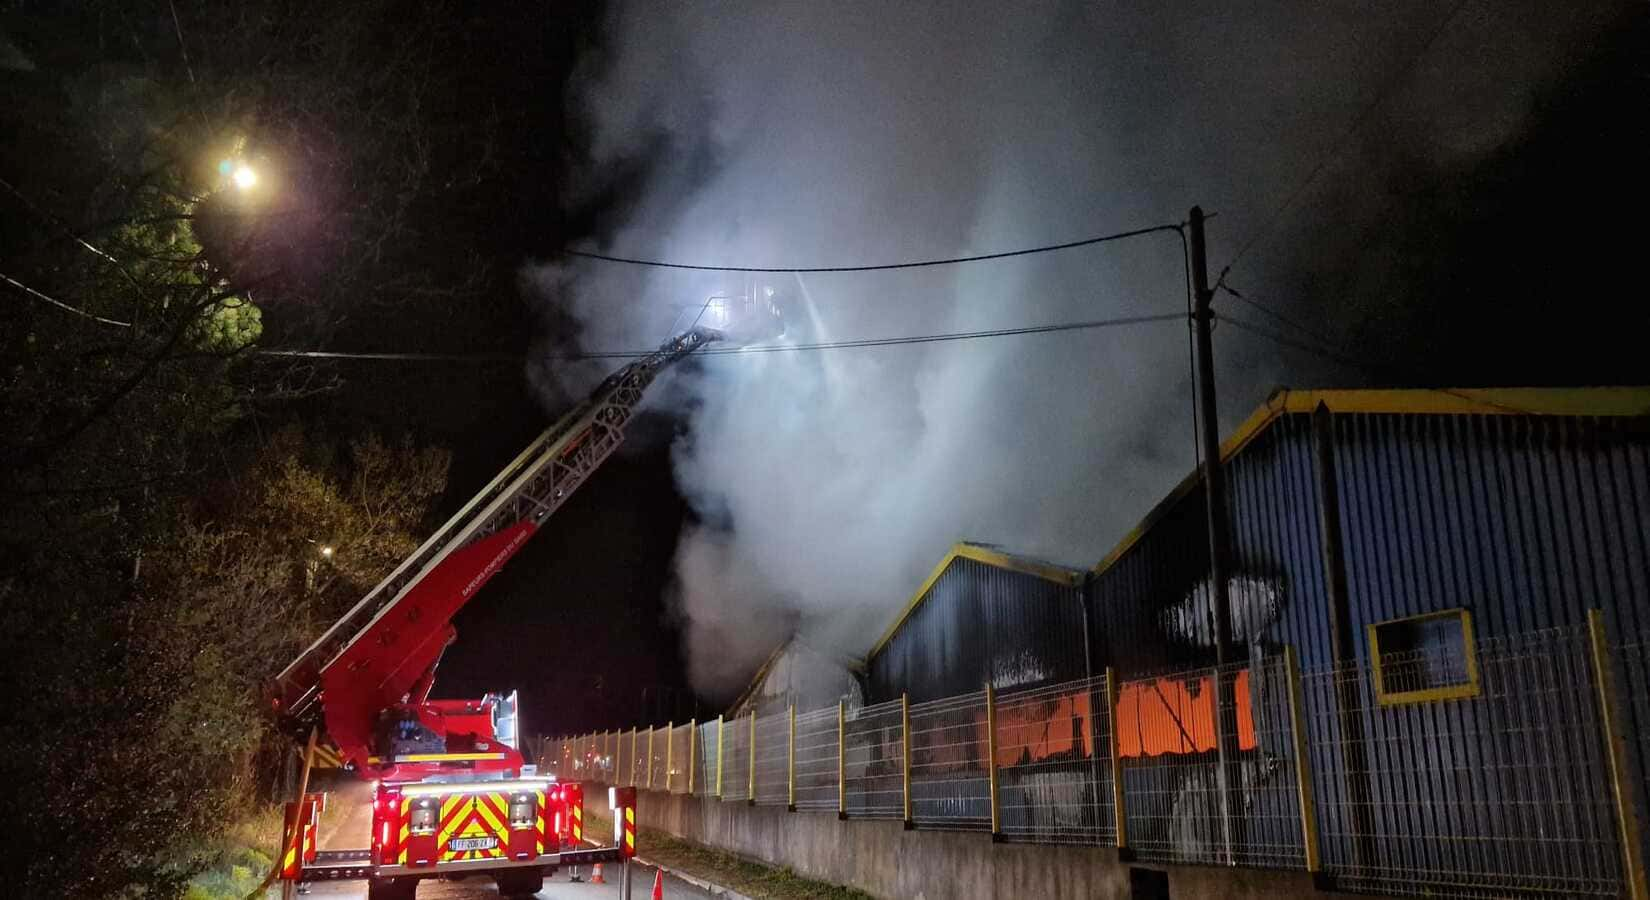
<box><xmin>1092</xmin><ymin>386</ymin><xmax>1650</xmax><ymax>577</ymax></box>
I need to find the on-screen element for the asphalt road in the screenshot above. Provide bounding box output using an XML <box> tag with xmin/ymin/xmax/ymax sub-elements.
<box><xmin>298</xmin><ymin>860</ymin><xmax>713</xmax><ymax>900</ymax></box>
<box><xmin>302</xmin><ymin>781</ymin><xmax>713</xmax><ymax>900</ymax></box>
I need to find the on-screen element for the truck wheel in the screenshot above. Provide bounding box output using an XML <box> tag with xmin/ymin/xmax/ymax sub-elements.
<box><xmin>366</xmin><ymin>876</ymin><xmax>416</xmax><ymax>900</ymax></box>
<box><xmin>495</xmin><ymin>870</ymin><xmax>544</xmax><ymax>897</ymax></box>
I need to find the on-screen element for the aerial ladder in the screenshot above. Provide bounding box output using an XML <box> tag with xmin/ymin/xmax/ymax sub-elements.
<box><xmin>262</xmin><ymin>298</ymin><xmax>776</xmax><ymax>899</ymax></box>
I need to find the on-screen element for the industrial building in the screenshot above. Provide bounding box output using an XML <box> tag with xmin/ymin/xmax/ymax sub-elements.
<box><xmin>719</xmin><ymin>385</ymin><xmax>1650</xmax><ymax>895</ymax></box>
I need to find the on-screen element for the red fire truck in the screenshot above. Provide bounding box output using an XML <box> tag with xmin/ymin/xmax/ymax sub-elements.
<box><xmin>264</xmin><ymin>312</ymin><xmax>771</xmax><ymax>898</ymax></box>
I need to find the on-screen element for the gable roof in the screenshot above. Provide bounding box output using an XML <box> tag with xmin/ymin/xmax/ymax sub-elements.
<box><xmin>1091</xmin><ymin>386</ymin><xmax>1650</xmax><ymax>578</ymax></box>
<box><xmin>866</xmin><ymin>542</ymin><xmax>1086</xmax><ymax>661</ymax></box>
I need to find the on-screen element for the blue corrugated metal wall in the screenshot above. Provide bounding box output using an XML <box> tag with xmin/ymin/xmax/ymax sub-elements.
<box><xmin>1084</xmin><ymin>408</ymin><xmax>1650</xmax><ymax>887</ymax></box>
<box><xmin>866</xmin><ymin>557</ymin><xmax>1087</xmax><ymax>703</ymax></box>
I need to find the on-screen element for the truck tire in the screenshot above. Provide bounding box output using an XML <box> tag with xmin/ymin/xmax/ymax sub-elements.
<box><xmin>366</xmin><ymin>876</ymin><xmax>417</xmax><ymax>900</ymax></box>
<box><xmin>495</xmin><ymin>869</ymin><xmax>544</xmax><ymax>897</ymax></box>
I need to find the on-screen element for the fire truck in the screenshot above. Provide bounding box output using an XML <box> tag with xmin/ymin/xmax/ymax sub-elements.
<box><xmin>265</xmin><ymin>298</ymin><xmax>778</xmax><ymax>898</ymax></box>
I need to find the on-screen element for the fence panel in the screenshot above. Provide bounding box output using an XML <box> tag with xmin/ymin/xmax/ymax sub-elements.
<box><xmin>908</xmin><ymin>690</ymin><xmax>991</xmax><ymax>830</ymax></box>
<box><xmin>697</xmin><ymin>720</ymin><xmax>720</xmax><ymax>797</ymax></box>
<box><xmin>1120</xmin><ymin>657</ymin><xmax>1305</xmax><ymax>868</ymax></box>
<box><xmin>794</xmin><ymin>707</ymin><xmax>839</xmax><ymax>811</ymax></box>
<box><xmin>1617</xmin><ymin>632</ymin><xmax>1650</xmax><ymax>884</ymax></box>
<box><xmin>1304</xmin><ymin>628</ymin><xmax>1621</xmax><ymax>897</ymax></box>
<box><xmin>995</xmin><ymin>673</ymin><xmax>1117</xmax><ymax>845</ymax></box>
<box><xmin>666</xmin><ymin>724</ymin><xmax>691</xmax><ymax>793</ymax></box>
<box><xmin>843</xmin><ymin>699</ymin><xmax>905</xmax><ymax>818</ymax></box>
<box><xmin>721</xmin><ymin>717</ymin><xmax>752</xmax><ymax>802</ymax></box>
<box><xmin>648</xmin><ymin>726</ymin><xmax>669</xmax><ymax>790</ymax></box>
<box><xmin>752</xmin><ymin>711</ymin><xmax>790</xmax><ymax>805</ymax></box>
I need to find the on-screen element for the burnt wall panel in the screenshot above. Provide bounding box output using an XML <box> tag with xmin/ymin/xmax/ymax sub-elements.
<box><xmin>866</xmin><ymin>558</ymin><xmax>1086</xmax><ymax>704</ymax></box>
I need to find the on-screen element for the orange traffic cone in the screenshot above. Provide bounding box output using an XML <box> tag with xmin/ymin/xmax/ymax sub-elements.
<box><xmin>590</xmin><ymin>863</ymin><xmax>606</xmax><ymax>885</ymax></box>
<box><xmin>652</xmin><ymin>869</ymin><xmax>664</xmax><ymax>899</ymax></box>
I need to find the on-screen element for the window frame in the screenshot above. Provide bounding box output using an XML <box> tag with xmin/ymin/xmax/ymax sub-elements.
<box><xmin>1367</xmin><ymin>607</ymin><xmax>1481</xmax><ymax>707</ymax></box>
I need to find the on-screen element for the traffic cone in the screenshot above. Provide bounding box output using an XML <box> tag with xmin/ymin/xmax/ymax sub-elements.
<box><xmin>590</xmin><ymin>862</ymin><xmax>606</xmax><ymax>884</ymax></box>
<box><xmin>652</xmin><ymin>869</ymin><xmax>664</xmax><ymax>899</ymax></box>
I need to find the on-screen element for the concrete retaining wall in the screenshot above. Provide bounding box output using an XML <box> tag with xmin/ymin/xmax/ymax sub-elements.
<box><xmin>631</xmin><ymin>789</ymin><xmax>1328</xmax><ymax>900</ymax></box>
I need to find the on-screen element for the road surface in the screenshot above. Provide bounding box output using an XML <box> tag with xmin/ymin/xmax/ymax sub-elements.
<box><xmin>298</xmin><ymin>861</ymin><xmax>713</xmax><ymax>900</ymax></box>
<box><xmin>301</xmin><ymin>779</ymin><xmax>712</xmax><ymax>900</ymax></box>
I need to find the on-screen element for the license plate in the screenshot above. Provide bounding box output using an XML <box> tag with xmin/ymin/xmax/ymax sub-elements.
<box><xmin>449</xmin><ymin>836</ymin><xmax>498</xmax><ymax>852</ymax></box>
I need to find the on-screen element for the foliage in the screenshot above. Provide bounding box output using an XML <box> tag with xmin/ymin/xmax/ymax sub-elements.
<box><xmin>0</xmin><ymin>425</ymin><xmax>449</xmax><ymax>897</ymax></box>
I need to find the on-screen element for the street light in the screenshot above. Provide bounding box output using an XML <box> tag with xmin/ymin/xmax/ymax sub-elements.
<box><xmin>232</xmin><ymin>166</ymin><xmax>258</xmax><ymax>190</ymax></box>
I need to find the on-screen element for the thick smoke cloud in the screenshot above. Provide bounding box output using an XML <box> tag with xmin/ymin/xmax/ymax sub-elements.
<box><xmin>526</xmin><ymin>1</ymin><xmax>1626</xmax><ymax>698</ymax></box>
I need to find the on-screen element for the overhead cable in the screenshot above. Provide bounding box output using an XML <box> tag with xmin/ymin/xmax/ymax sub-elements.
<box><xmin>1</xmin><ymin>269</ymin><xmax>133</xmax><ymax>327</ymax></box>
<box><xmin>253</xmin><ymin>311</ymin><xmax>1186</xmax><ymax>363</ymax></box>
<box><xmin>1220</xmin><ymin>0</ymin><xmax>1472</xmax><ymax>274</ymax></box>
<box><xmin>561</xmin><ymin>223</ymin><xmax>1183</xmax><ymax>273</ymax></box>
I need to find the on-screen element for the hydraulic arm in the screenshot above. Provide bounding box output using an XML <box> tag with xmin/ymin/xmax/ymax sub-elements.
<box><xmin>270</xmin><ymin>327</ymin><xmax>722</xmax><ymax>771</ymax></box>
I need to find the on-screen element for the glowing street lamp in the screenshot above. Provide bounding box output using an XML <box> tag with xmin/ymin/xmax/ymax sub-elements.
<box><xmin>232</xmin><ymin>166</ymin><xmax>258</xmax><ymax>190</ymax></box>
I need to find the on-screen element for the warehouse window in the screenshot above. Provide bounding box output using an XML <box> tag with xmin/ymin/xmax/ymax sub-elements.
<box><xmin>1368</xmin><ymin>609</ymin><xmax>1480</xmax><ymax>706</ymax></box>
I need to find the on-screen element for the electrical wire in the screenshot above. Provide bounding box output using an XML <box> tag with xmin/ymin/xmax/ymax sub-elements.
<box><xmin>252</xmin><ymin>311</ymin><xmax>1187</xmax><ymax>363</ymax></box>
<box><xmin>1220</xmin><ymin>0</ymin><xmax>1472</xmax><ymax>275</ymax></box>
<box><xmin>1</xmin><ymin>269</ymin><xmax>133</xmax><ymax>327</ymax></box>
<box><xmin>562</xmin><ymin>223</ymin><xmax>1183</xmax><ymax>273</ymax></box>
<box><xmin>1216</xmin><ymin>281</ymin><xmax>1339</xmax><ymax>352</ymax></box>
<box><xmin>1216</xmin><ymin>311</ymin><xmax>1543</xmax><ymax>415</ymax></box>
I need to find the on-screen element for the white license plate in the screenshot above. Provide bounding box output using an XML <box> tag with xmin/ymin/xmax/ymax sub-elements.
<box><xmin>449</xmin><ymin>836</ymin><xmax>498</xmax><ymax>852</ymax></box>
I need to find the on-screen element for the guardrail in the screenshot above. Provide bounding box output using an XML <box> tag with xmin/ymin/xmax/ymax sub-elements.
<box><xmin>544</xmin><ymin>614</ymin><xmax>1650</xmax><ymax>899</ymax></box>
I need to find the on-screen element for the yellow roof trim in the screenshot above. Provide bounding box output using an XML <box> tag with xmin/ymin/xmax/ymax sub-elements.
<box><xmin>867</xmin><ymin>542</ymin><xmax>1085</xmax><ymax>662</ymax></box>
<box><xmin>1091</xmin><ymin>386</ymin><xmax>1650</xmax><ymax>577</ymax></box>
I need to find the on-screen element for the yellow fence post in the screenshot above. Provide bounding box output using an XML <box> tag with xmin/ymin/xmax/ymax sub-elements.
<box><xmin>1283</xmin><ymin>646</ymin><xmax>1322</xmax><ymax>873</ymax></box>
<box><xmin>687</xmin><ymin>718</ymin><xmax>697</xmax><ymax>796</ymax></box>
<box><xmin>787</xmin><ymin>704</ymin><xmax>797</xmax><ymax>811</ymax></box>
<box><xmin>646</xmin><ymin>726</ymin><xmax>655</xmax><ymax>790</ymax></box>
<box><xmin>901</xmin><ymin>692</ymin><xmax>913</xmax><ymax>828</ymax></box>
<box><xmin>985</xmin><ymin>682</ymin><xmax>1000</xmax><ymax>839</ymax></box>
<box><xmin>716</xmin><ymin>714</ymin><xmax>725</xmax><ymax>799</ymax></box>
<box><xmin>837</xmin><ymin>700</ymin><xmax>847</xmax><ymax>819</ymax></box>
<box><xmin>1107</xmin><ymin>666</ymin><xmax>1127</xmax><ymax>850</ymax></box>
<box><xmin>747</xmin><ymin>711</ymin><xmax>757</xmax><ymax>805</ymax></box>
<box><xmin>665</xmin><ymin>721</ymin><xmax>674</xmax><ymax>793</ymax></box>
<box><xmin>1589</xmin><ymin>609</ymin><xmax>1649</xmax><ymax>900</ymax></box>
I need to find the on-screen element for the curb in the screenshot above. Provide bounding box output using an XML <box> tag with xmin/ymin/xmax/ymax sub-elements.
<box><xmin>578</xmin><ymin>835</ymin><xmax>755</xmax><ymax>899</ymax></box>
<box><xmin>633</xmin><ymin>855</ymin><xmax>757</xmax><ymax>900</ymax></box>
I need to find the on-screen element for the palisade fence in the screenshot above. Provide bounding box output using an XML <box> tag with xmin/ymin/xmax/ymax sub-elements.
<box><xmin>543</xmin><ymin>616</ymin><xmax>1650</xmax><ymax>899</ymax></box>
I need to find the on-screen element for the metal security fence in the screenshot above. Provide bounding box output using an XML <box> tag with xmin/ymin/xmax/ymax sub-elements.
<box><xmin>1305</xmin><ymin>627</ymin><xmax>1624</xmax><ymax>898</ymax></box>
<box><xmin>697</xmin><ymin>719</ymin><xmax>720</xmax><ymax>797</ymax></box>
<box><xmin>793</xmin><ymin>706</ymin><xmax>840</xmax><ymax>811</ymax></box>
<box><xmin>753</xmin><ymin>710</ymin><xmax>790</xmax><ymax>806</ymax></box>
<box><xmin>721</xmin><ymin>715</ymin><xmax>752</xmax><ymax>802</ymax></box>
<box><xmin>1122</xmin><ymin>656</ymin><xmax>1308</xmax><ymax>869</ymax></box>
<box><xmin>844</xmin><ymin>698</ymin><xmax>906</xmax><ymax>818</ymax></box>
<box><xmin>544</xmin><ymin>614</ymin><xmax>1650</xmax><ymax>900</ymax></box>
<box><xmin>648</xmin><ymin>725</ymin><xmax>668</xmax><ymax>790</ymax></box>
<box><xmin>996</xmin><ymin>673</ymin><xmax>1117</xmax><ymax>845</ymax></box>
<box><xmin>908</xmin><ymin>691</ymin><xmax>990</xmax><ymax>829</ymax></box>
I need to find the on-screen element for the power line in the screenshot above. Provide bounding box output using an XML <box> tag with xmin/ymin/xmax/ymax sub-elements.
<box><xmin>1217</xmin><ymin>311</ymin><xmax>1545</xmax><ymax>416</ymax></box>
<box><xmin>562</xmin><ymin>223</ymin><xmax>1183</xmax><ymax>274</ymax></box>
<box><xmin>1216</xmin><ymin>281</ymin><xmax>1339</xmax><ymax>351</ymax></box>
<box><xmin>253</xmin><ymin>311</ymin><xmax>1186</xmax><ymax>363</ymax></box>
<box><xmin>1</xmin><ymin>269</ymin><xmax>133</xmax><ymax>327</ymax></box>
<box><xmin>1220</xmin><ymin>0</ymin><xmax>1472</xmax><ymax>275</ymax></box>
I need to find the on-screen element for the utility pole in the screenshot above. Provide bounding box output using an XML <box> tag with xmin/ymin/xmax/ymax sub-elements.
<box><xmin>1190</xmin><ymin>205</ymin><xmax>1242</xmax><ymax>865</ymax></box>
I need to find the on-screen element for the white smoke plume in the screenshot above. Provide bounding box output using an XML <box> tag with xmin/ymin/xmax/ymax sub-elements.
<box><xmin>524</xmin><ymin>2</ymin><xmax>1625</xmax><ymax>697</ymax></box>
